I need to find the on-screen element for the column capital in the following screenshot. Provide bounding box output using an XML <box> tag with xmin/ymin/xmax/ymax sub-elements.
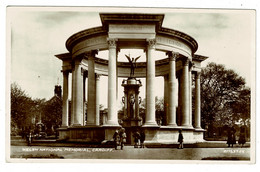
<box><xmin>196</xmin><ymin>71</ymin><xmax>201</xmax><ymax>79</ymax></box>
<box><xmin>81</xmin><ymin>67</ymin><xmax>85</xmax><ymax>76</ymax></box>
<box><xmin>84</xmin><ymin>50</ymin><xmax>98</xmax><ymax>59</ymax></box>
<box><xmin>166</xmin><ymin>51</ymin><xmax>179</xmax><ymax>61</ymax></box>
<box><xmin>83</xmin><ymin>70</ymin><xmax>88</xmax><ymax>78</ymax></box>
<box><xmin>61</xmin><ymin>70</ymin><xmax>70</xmax><ymax>75</ymax></box>
<box><xmin>95</xmin><ymin>73</ymin><xmax>101</xmax><ymax>80</ymax></box>
<box><xmin>182</xmin><ymin>58</ymin><xmax>190</xmax><ymax>66</ymax></box>
<box><xmin>146</xmin><ymin>39</ymin><xmax>156</xmax><ymax>49</ymax></box>
<box><xmin>107</xmin><ymin>38</ymin><xmax>118</xmax><ymax>48</ymax></box>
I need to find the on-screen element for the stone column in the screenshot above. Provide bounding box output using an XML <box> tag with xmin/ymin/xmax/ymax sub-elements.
<box><xmin>164</xmin><ymin>75</ymin><xmax>169</xmax><ymax>125</ymax></box>
<box><xmin>61</xmin><ymin>71</ymin><xmax>69</xmax><ymax>127</ymax></box>
<box><xmin>71</xmin><ymin>58</ymin><xmax>84</xmax><ymax>126</ymax></box>
<box><xmin>95</xmin><ymin>74</ymin><xmax>100</xmax><ymax>126</ymax></box>
<box><xmin>194</xmin><ymin>72</ymin><xmax>202</xmax><ymax>129</ymax></box>
<box><xmin>83</xmin><ymin>71</ymin><xmax>87</xmax><ymax>126</ymax></box>
<box><xmin>144</xmin><ymin>39</ymin><xmax>157</xmax><ymax>126</ymax></box>
<box><xmin>86</xmin><ymin>51</ymin><xmax>97</xmax><ymax>125</ymax></box>
<box><xmin>106</xmin><ymin>38</ymin><xmax>119</xmax><ymax>126</ymax></box>
<box><xmin>167</xmin><ymin>52</ymin><xmax>178</xmax><ymax>127</ymax></box>
<box><xmin>180</xmin><ymin>58</ymin><xmax>191</xmax><ymax>127</ymax></box>
<box><xmin>189</xmin><ymin>68</ymin><xmax>193</xmax><ymax>127</ymax></box>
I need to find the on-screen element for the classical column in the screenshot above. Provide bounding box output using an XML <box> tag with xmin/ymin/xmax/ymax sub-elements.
<box><xmin>180</xmin><ymin>58</ymin><xmax>191</xmax><ymax>127</ymax></box>
<box><xmin>83</xmin><ymin>71</ymin><xmax>87</xmax><ymax>126</ymax></box>
<box><xmin>106</xmin><ymin>38</ymin><xmax>119</xmax><ymax>126</ymax></box>
<box><xmin>167</xmin><ymin>52</ymin><xmax>178</xmax><ymax>127</ymax></box>
<box><xmin>189</xmin><ymin>67</ymin><xmax>193</xmax><ymax>127</ymax></box>
<box><xmin>86</xmin><ymin>51</ymin><xmax>97</xmax><ymax>125</ymax></box>
<box><xmin>61</xmin><ymin>71</ymin><xmax>69</xmax><ymax>127</ymax></box>
<box><xmin>194</xmin><ymin>72</ymin><xmax>202</xmax><ymax>129</ymax></box>
<box><xmin>164</xmin><ymin>75</ymin><xmax>169</xmax><ymax>125</ymax></box>
<box><xmin>95</xmin><ymin>74</ymin><xmax>100</xmax><ymax>126</ymax></box>
<box><xmin>144</xmin><ymin>39</ymin><xmax>157</xmax><ymax>126</ymax></box>
<box><xmin>116</xmin><ymin>50</ymin><xmax>120</xmax><ymax>116</ymax></box>
<box><xmin>71</xmin><ymin>58</ymin><xmax>84</xmax><ymax>126</ymax></box>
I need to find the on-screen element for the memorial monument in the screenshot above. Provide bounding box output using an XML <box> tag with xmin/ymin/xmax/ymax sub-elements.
<box><xmin>120</xmin><ymin>54</ymin><xmax>143</xmax><ymax>144</ymax></box>
<box><xmin>56</xmin><ymin>13</ymin><xmax>208</xmax><ymax>144</ymax></box>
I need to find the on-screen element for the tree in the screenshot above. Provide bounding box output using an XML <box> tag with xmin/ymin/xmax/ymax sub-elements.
<box><xmin>229</xmin><ymin>88</ymin><xmax>250</xmax><ymax>126</ymax></box>
<box><xmin>200</xmin><ymin>62</ymin><xmax>249</xmax><ymax>137</ymax></box>
<box><xmin>11</xmin><ymin>83</ymin><xmax>34</xmax><ymax>135</ymax></box>
<box><xmin>42</xmin><ymin>95</ymin><xmax>62</xmax><ymax>135</ymax></box>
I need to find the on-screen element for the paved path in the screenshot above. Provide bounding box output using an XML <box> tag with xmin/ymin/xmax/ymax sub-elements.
<box><xmin>9</xmin><ymin>145</ymin><xmax>250</xmax><ymax>161</ymax></box>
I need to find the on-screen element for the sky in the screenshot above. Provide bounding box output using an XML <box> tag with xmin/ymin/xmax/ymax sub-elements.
<box><xmin>7</xmin><ymin>7</ymin><xmax>255</xmax><ymax>107</ymax></box>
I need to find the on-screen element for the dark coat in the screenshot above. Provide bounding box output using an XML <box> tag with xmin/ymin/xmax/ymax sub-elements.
<box><xmin>113</xmin><ymin>132</ymin><xmax>120</xmax><ymax>144</ymax></box>
<box><xmin>227</xmin><ymin>132</ymin><xmax>236</xmax><ymax>144</ymax></box>
<box><xmin>178</xmin><ymin>133</ymin><xmax>183</xmax><ymax>143</ymax></box>
<box><xmin>140</xmin><ymin>131</ymin><xmax>145</xmax><ymax>143</ymax></box>
<box><xmin>133</xmin><ymin>132</ymin><xmax>140</xmax><ymax>143</ymax></box>
<box><xmin>238</xmin><ymin>133</ymin><xmax>246</xmax><ymax>144</ymax></box>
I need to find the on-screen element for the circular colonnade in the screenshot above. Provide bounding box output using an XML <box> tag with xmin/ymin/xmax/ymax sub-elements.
<box><xmin>56</xmin><ymin>13</ymin><xmax>208</xmax><ymax>144</ymax></box>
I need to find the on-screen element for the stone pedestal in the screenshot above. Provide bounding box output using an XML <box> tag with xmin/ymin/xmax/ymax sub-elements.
<box><xmin>121</xmin><ymin>77</ymin><xmax>142</xmax><ymax>144</ymax></box>
<box><xmin>121</xmin><ymin>78</ymin><xmax>142</xmax><ymax>124</ymax></box>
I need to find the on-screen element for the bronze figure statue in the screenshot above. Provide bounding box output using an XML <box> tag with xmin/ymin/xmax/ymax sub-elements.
<box><xmin>125</xmin><ymin>54</ymin><xmax>141</xmax><ymax>77</ymax></box>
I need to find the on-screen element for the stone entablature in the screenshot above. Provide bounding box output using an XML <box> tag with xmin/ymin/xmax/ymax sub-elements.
<box><xmin>65</xmin><ymin>13</ymin><xmax>198</xmax><ymax>59</ymax></box>
<box><xmin>56</xmin><ymin>53</ymin><xmax>205</xmax><ymax>78</ymax></box>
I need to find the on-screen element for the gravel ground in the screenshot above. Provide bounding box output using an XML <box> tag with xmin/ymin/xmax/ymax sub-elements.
<box><xmin>9</xmin><ymin>145</ymin><xmax>250</xmax><ymax>162</ymax></box>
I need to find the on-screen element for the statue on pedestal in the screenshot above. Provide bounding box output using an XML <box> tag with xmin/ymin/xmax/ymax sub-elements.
<box><xmin>129</xmin><ymin>94</ymin><xmax>135</xmax><ymax>117</ymax></box>
<box><xmin>125</xmin><ymin>54</ymin><xmax>141</xmax><ymax>77</ymax></box>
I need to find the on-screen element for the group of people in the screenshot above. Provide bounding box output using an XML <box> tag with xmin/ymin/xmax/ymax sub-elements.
<box><xmin>113</xmin><ymin>128</ymin><xmax>127</xmax><ymax>150</ymax></box>
<box><xmin>112</xmin><ymin>127</ymin><xmax>247</xmax><ymax>150</ymax></box>
<box><xmin>133</xmin><ymin>130</ymin><xmax>145</xmax><ymax>148</ymax></box>
<box><xmin>227</xmin><ymin>127</ymin><xmax>246</xmax><ymax>148</ymax></box>
<box><xmin>113</xmin><ymin>128</ymin><xmax>146</xmax><ymax>149</ymax></box>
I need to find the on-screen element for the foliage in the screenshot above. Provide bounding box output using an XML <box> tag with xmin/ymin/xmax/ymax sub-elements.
<box><xmin>11</xmin><ymin>83</ymin><xmax>34</xmax><ymax>134</ymax></box>
<box><xmin>11</xmin><ymin>82</ymin><xmax>62</xmax><ymax>136</ymax></box>
<box><xmin>42</xmin><ymin>95</ymin><xmax>62</xmax><ymax>135</ymax></box>
<box><xmin>200</xmin><ymin>62</ymin><xmax>250</xmax><ymax>137</ymax></box>
<box><xmin>229</xmin><ymin>88</ymin><xmax>251</xmax><ymax>126</ymax></box>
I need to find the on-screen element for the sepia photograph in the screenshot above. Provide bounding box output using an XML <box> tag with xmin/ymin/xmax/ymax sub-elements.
<box><xmin>5</xmin><ymin>6</ymin><xmax>255</xmax><ymax>164</ymax></box>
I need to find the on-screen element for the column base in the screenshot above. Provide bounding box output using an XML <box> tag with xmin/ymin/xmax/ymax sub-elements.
<box><xmin>86</xmin><ymin>121</ymin><xmax>96</xmax><ymax>126</ymax></box>
<box><xmin>180</xmin><ymin>125</ymin><xmax>194</xmax><ymax>129</ymax></box>
<box><xmin>194</xmin><ymin>127</ymin><xmax>205</xmax><ymax>132</ymax></box>
<box><xmin>71</xmin><ymin>123</ymin><xmax>82</xmax><ymax>127</ymax></box>
<box><xmin>167</xmin><ymin>123</ymin><xmax>178</xmax><ymax>127</ymax></box>
<box><xmin>143</xmin><ymin>121</ymin><xmax>158</xmax><ymax>127</ymax></box>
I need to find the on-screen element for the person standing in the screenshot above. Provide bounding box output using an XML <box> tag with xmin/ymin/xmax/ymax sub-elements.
<box><xmin>140</xmin><ymin>130</ymin><xmax>145</xmax><ymax>148</ymax></box>
<box><xmin>231</xmin><ymin>130</ymin><xmax>237</xmax><ymax>147</ymax></box>
<box><xmin>178</xmin><ymin>129</ymin><xmax>184</xmax><ymax>149</ymax></box>
<box><xmin>227</xmin><ymin>128</ymin><xmax>236</xmax><ymax>147</ymax></box>
<box><xmin>133</xmin><ymin>130</ymin><xmax>141</xmax><ymax>148</ymax></box>
<box><xmin>238</xmin><ymin>127</ymin><xmax>246</xmax><ymax>148</ymax></box>
<box><xmin>113</xmin><ymin>130</ymin><xmax>120</xmax><ymax>150</ymax></box>
<box><xmin>120</xmin><ymin>128</ymin><xmax>127</xmax><ymax>150</ymax></box>
<box><xmin>27</xmin><ymin>131</ymin><xmax>33</xmax><ymax>146</ymax></box>
<box><xmin>227</xmin><ymin>129</ymin><xmax>232</xmax><ymax>147</ymax></box>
